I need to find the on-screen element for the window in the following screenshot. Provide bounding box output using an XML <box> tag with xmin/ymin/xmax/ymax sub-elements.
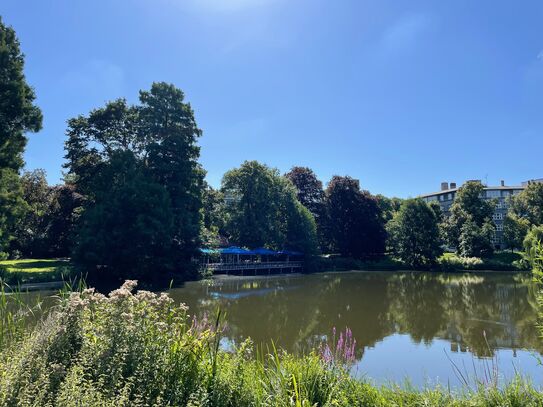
<box><xmin>496</xmin><ymin>224</ymin><xmax>503</xmax><ymax>231</ymax></box>
<box><xmin>486</xmin><ymin>190</ymin><xmax>501</xmax><ymax>198</ymax></box>
<box><xmin>493</xmin><ymin>213</ymin><xmax>503</xmax><ymax>221</ymax></box>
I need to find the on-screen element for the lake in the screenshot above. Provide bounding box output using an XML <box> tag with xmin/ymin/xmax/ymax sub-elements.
<box><xmin>168</xmin><ymin>271</ymin><xmax>543</xmax><ymax>388</ymax></box>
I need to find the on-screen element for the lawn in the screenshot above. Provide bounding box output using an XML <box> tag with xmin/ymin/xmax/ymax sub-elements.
<box><xmin>0</xmin><ymin>259</ymin><xmax>73</xmax><ymax>285</ymax></box>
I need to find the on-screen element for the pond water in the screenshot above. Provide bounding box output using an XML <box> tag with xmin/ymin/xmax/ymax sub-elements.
<box><xmin>168</xmin><ymin>271</ymin><xmax>543</xmax><ymax>388</ymax></box>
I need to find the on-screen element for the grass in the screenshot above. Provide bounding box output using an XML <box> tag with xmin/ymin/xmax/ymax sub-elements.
<box><xmin>1</xmin><ymin>280</ymin><xmax>541</xmax><ymax>406</ymax></box>
<box><xmin>0</xmin><ymin>258</ymin><xmax>73</xmax><ymax>285</ymax></box>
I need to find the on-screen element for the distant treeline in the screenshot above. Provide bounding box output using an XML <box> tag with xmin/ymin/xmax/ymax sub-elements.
<box><xmin>1</xmin><ymin>18</ymin><xmax>543</xmax><ymax>284</ymax></box>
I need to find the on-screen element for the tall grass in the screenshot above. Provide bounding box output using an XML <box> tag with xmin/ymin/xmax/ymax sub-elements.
<box><xmin>0</xmin><ymin>280</ymin><xmax>541</xmax><ymax>406</ymax></box>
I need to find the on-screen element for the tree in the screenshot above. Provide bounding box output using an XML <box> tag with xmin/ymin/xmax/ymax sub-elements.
<box><xmin>376</xmin><ymin>195</ymin><xmax>403</xmax><ymax>223</ymax></box>
<box><xmin>509</xmin><ymin>182</ymin><xmax>543</xmax><ymax>226</ymax></box>
<box><xmin>46</xmin><ymin>183</ymin><xmax>84</xmax><ymax>257</ymax></box>
<box><xmin>64</xmin><ymin>83</ymin><xmax>203</xmax><ymax>280</ymax></box>
<box><xmin>442</xmin><ymin>181</ymin><xmax>495</xmax><ymax>257</ymax></box>
<box><xmin>387</xmin><ymin>199</ymin><xmax>442</xmax><ymax>268</ymax></box>
<box><xmin>222</xmin><ymin>161</ymin><xmax>318</xmax><ymax>254</ymax></box>
<box><xmin>10</xmin><ymin>169</ymin><xmax>53</xmax><ymax>257</ymax></box>
<box><xmin>73</xmin><ymin>153</ymin><xmax>175</xmax><ymax>282</ymax></box>
<box><xmin>285</xmin><ymin>166</ymin><xmax>327</xmax><ymax>250</ymax></box>
<box><xmin>142</xmin><ymin>83</ymin><xmax>204</xmax><ymax>267</ymax></box>
<box><xmin>458</xmin><ymin>218</ymin><xmax>495</xmax><ymax>258</ymax></box>
<box><xmin>503</xmin><ymin>213</ymin><xmax>530</xmax><ymax>252</ymax></box>
<box><xmin>523</xmin><ymin>225</ymin><xmax>543</xmax><ymax>268</ymax></box>
<box><xmin>201</xmin><ymin>183</ymin><xmax>226</xmax><ymax>248</ymax></box>
<box><xmin>0</xmin><ymin>18</ymin><xmax>43</xmax><ymax>256</ymax></box>
<box><xmin>324</xmin><ymin>176</ymin><xmax>386</xmax><ymax>258</ymax></box>
<box><xmin>284</xmin><ymin>167</ymin><xmax>325</xmax><ymax>220</ymax></box>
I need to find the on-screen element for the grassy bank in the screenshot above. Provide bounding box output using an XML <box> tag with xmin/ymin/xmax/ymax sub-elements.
<box><xmin>0</xmin><ymin>281</ymin><xmax>541</xmax><ymax>406</ymax></box>
<box><xmin>0</xmin><ymin>258</ymin><xmax>73</xmax><ymax>285</ymax></box>
<box><xmin>317</xmin><ymin>252</ymin><xmax>529</xmax><ymax>273</ymax></box>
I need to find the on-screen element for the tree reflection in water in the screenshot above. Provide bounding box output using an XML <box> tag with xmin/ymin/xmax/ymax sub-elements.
<box><xmin>168</xmin><ymin>271</ymin><xmax>542</xmax><ymax>361</ymax></box>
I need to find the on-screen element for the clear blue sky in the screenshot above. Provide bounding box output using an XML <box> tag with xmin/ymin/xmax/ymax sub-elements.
<box><xmin>3</xmin><ymin>0</ymin><xmax>543</xmax><ymax>198</ymax></box>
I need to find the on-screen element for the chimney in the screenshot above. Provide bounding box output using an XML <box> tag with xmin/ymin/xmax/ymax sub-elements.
<box><xmin>450</xmin><ymin>182</ymin><xmax>457</xmax><ymax>189</ymax></box>
<box><xmin>441</xmin><ymin>182</ymin><xmax>449</xmax><ymax>191</ymax></box>
<box><xmin>500</xmin><ymin>180</ymin><xmax>505</xmax><ymax>187</ymax></box>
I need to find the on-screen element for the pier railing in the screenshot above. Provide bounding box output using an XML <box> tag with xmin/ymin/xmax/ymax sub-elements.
<box><xmin>203</xmin><ymin>261</ymin><xmax>303</xmax><ymax>273</ymax></box>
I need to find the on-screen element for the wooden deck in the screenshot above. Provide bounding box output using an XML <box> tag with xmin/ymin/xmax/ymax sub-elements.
<box><xmin>202</xmin><ymin>261</ymin><xmax>303</xmax><ymax>274</ymax></box>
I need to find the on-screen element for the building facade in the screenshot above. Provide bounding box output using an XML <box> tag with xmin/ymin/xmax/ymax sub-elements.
<box><xmin>419</xmin><ymin>180</ymin><xmax>527</xmax><ymax>249</ymax></box>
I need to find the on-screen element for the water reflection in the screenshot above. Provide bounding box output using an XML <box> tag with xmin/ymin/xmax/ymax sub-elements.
<box><xmin>168</xmin><ymin>271</ymin><xmax>542</xmax><ymax>363</ymax></box>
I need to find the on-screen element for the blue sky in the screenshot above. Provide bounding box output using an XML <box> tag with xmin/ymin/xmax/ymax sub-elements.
<box><xmin>3</xmin><ymin>0</ymin><xmax>543</xmax><ymax>198</ymax></box>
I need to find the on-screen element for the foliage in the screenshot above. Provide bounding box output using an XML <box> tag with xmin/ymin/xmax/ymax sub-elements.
<box><xmin>503</xmin><ymin>213</ymin><xmax>530</xmax><ymax>251</ymax></box>
<box><xmin>324</xmin><ymin>176</ymin><xmax>386</xmax><ymax>258</ymax></box>
<box><xmin>436</xmin><ymin>252</ymin><xmax>527</xmax><ymax>272</ymax></box>
<box><xmin>64</xmin><ymin>83</ymin><xmax>203</xmax><ymax>281</ymax></box>
<box><xmin>509</xmin><ymin>182</ymin><xmax>543</xmax><ymax>226</ymax></box>
<box><xmin>73</xmin><ymin>154</ymin><xmax>176</xmax><ymax>283</ymax></box>
<box><xmin>284</xmin><ymin>167</ymin><xmax>325</xmax><ymax>221</ymax></box>
<box><xmin>437</xmin><ymin>253</ymin><xmax>484</xmax><ymax>271</ymax></box>
<box><xmin>222</xmin><ymin>161</ymin><xmax>318</xmax><ymax>255</ymax></box>
<box><xmin>458</xmin><ymin>218</ymin><xmax>495</xmax><ymax>258</ymax></box>
<box><xmin>523</xmin><ymin>225</ymin><xmax>543</xmax><ymax>268</ymax></box>
<box><xmin>1</xmin><ymin>281</ymin><xmax>542</xmax><ymax>406</ymax></box>
<box><xmin>0</xmin><ymin>18</ymin><xmax>42</xmax><ymax>256</ymax></box>
<box><xmin>375</xmin><ymin>194</ymin><xmax>403</xmax><ymax>223</ymax></box>
<box><xmin>284</xmin><ymin>166</ymin><xmax>327</xmax><ymax>251</ymax></box>
<box><xmin>387</xmin><ymin>199</ymin><xmax>442</xmax><ymax>268</ymax></box>
<box><xmin>442</xmin><ymin>181</ymin><xmax>496</xmax><ymax>257</ymax></box>
<box><xmin>8</xmin><ymin>170</ymin><xmax>83</xmax><ymax>258</ymax></box>
<box><xmin>9</xmin><ymin>169</ymin><xmax>53</xmax><ymax>257</ymax></box>
<box><xmin>201</xmin><ymin>183</ymin><xmax>226</xmax><ymax>248</ymax></box>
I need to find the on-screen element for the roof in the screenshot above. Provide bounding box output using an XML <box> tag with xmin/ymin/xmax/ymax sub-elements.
<box><xmin>199</xmin><ymin>246</ymin><xmax>304</xmax><ymax>256</ymax></box>
<box><xmin>419</xmin><ymin>185</ymin><xmax>525</xmax><ymax>199</ymax></box>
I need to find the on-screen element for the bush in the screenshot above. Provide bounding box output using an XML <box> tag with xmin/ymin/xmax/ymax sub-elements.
<box><xmin>437</xmin><ymin>253</ymin><xmax>483</xmax><ymax>271</ymax></box>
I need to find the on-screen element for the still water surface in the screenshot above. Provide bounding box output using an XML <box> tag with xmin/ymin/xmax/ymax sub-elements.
<box><xmin>168</xmin><ymin>271</ymin><xmax>543</xmax><ymax>387</ymax></box>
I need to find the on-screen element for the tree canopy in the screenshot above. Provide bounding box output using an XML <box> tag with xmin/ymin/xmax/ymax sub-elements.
<box><xmin>64</xmin><ymin>83</ymin><xmax>204</xmax><ymax>281</ymax></box>
<box><xmin>442</xmin><ymin>181</ymin><xmax>495</xmax><ymax>257</ymax></box>
<box><xmin>0</xmin><ymin>18</ymin><xmax>42</xmax><ymax>257</ymax></box>
<box><xmin>387</xmin><ymin>199</ymin><xmax>442</xmax><ymax>268</ymax></box>
<box><xmin>324</xmin><ymin>176</ymin><xmax>386</xmax><ymax>258</ymax></box>
<box><xmin>222</xmin><ymin>161</ymin><xmax>318</xmax><ymax>255</ymax></box>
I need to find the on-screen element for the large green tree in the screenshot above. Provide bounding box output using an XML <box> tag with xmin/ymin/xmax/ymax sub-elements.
<box><xmin>284</xmin><ymin>166</ymin><xmax>327</xmax><ymax>250</ymax></box>
<box><xmin>222</xmin><ymin>161</ymin><xmax>318</xmax><ymax>254</ymax></box>
<box><xmin>324</xmin><ymin>176</ymin><xmax>386</xmax><ymax>258</ymax></box>
<box><xmin>10</xmin><ymin>169</ymin><xmax>53</xmax><ymax>257</ymax></box>
<box><xmin>387</xmin><ymin>199</ymin><xmax>442</xmax><ymax>268</ymax></box>
<box><xmin>509</xmin><ymin>182</ymin><xmax>543</xmax><ymax>226</ymax></box>
<box><xmin>0</xmin><ymin>18</ymin><xmax>42</xmax><ymax>257</ymax></box>
<box><xmin>73</xmin><ymin>153</ymin><xmax>175</xmax><ymax>281</ymax></box>
<box><xmin>65</xmin><ymin>83</ymin><xmax>203</xmax><ymax>280</ymax></box>
<box><xmin>503</xmin><ymin>213</ymin><xmax>530</xmax><ymax>252</ymax></box>
<box><xmin>442</xmin><ymin>181</ymin><xmax>495</xmax><ymax>257</ymax></box>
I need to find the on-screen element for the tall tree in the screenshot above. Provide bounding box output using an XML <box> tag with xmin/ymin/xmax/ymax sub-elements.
<box><xmin>64</xmin><ymin>83</ymin><xmax>203</xmax><ymax>280</ymax></box>
<box><xmin>0</xmin><ymin>18</ymin><xmax>42</xmax><ymax>257</ymax></box>
<box><xmin>324</xmin><ymin>176</ymin><xmax>386</xmax><ymax>258</ymax></box>
<box><xmin>142</xmin><ymin>83</ymin><xmax>204</xmax><ymax>267</ymax></box>
<box><xmin>284</xmin><ymin>167</ymin><xmax>325</xmax><ymax>220</ymax></box>
<box><xmin>10</xmin><ymin>169</ymin><xmax>53</xmax><ymax>257</ymax></box>
<box><xmin>442</xmin><ymin>181</ymin><xmax>495</xmax><ymax>257</ymax></box>
<box><xmin>509</xmin><ymin>182</ymin><xmax>543</xmax><ymax>226</ymax></box>
<box><xmin>222</xmin><ymin>161</ymin><xmax>318</xmax><ymax>254</ymax></box>
<box><xmin>387</xmin><ymin>199</ymin><xmax>442</xmax><ymax>268</ymax></box>
<box><xmin>503</xmin><ymin>213</ymin><xmax>530</xmax><ymax>252</ymax></box>
<box><xmin>285</xmin><ymin>166</ymin><xmax>326</xmax><ymax>249</ymax></box>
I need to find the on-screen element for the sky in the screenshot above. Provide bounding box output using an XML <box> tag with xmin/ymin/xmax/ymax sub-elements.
<box><xmin>3</xmin><ymin>0</ymin><xmax>543</xmax><ymax>198</ymax></box>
